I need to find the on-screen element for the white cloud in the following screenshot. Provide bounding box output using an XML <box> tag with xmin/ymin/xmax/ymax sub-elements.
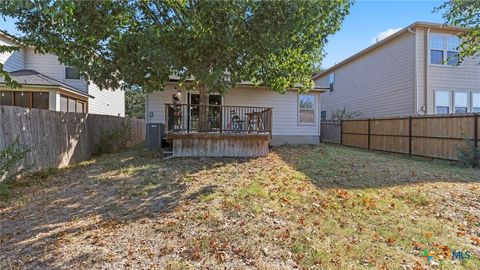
<box><xmin>370</xmin><ymin>27</ymin><xmax>402</xmax><ymax>44</ymax></box>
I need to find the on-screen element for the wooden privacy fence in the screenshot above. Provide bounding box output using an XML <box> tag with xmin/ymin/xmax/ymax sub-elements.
<box><xmin>321</xmin><ymin>114</ymin><xmax>480</xmax><ymax>160</ymax></box>
<box><xmin>0</xmin><ymin>106</ymin><xmax>145</xmax><ymax>177</ymax></box>
<box><xmin>320</xmin><ymin>121</ymin><xmax>342</xmax><ymax>144</ymax></box>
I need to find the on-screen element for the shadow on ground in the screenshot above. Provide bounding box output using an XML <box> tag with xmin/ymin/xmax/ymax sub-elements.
<box><xmin>0</xmin><ymin>145</ymin><xmax>253</xmax><ymax>269</ymax></box>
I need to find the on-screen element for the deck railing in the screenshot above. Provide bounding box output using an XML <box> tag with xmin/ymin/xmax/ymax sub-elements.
<box><xmin>165</xmin><ymin>103</ymin><xmax>272</xmax><ymax>135</ymax></box>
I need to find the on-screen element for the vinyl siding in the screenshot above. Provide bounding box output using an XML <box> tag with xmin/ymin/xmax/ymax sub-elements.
<box><xmin>315</xmin><ymin>31</ymin><xmax>416</xmax><ymax>119</ymax></box>
<box><xmin>415</xmin><ymin>28</ymin><xmax>426</xmax><ymax>114</ymax></box>
<box><xmin>145</xmin><ymin>85</ymin><xmax>321</xmax><ymax>137</ymax></box>
<box><xmin>416</xmin><ymin>27</ymin><xmax>480</xmax><ymax>114</ymax></box>
<box><xmin>0</xmin><ymin>35</ymin><xmax>24</xmax><ymax>71</ymax></box>
<box><xmin>88</xmin><ymin>82</ymin><xmax>125</xmax><ymax>116</ymax></box>
<box><xmin>24</xmin><ymin>48</ymin><xmax>88</xmax><ymax>92</ymax></box>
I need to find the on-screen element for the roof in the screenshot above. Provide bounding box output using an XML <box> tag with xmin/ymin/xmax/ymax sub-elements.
<box><xmin>312</xmin><ymin>21</ymin><xmax>468</xmax><ymax>80</ymax></box>
<box><xmin>0</xmin><ymin>30</ymin><xmax>22</xmax><ymax>45</ymax></box>
<box><xmin>0</xmin><ymin>70</ymin><xmax>93</xmax><ymax>98</ymax></box>
<box><xmin>167</xmin><ymin>77</ymin><xmax>327</xmax><ymax>92</ymax></box>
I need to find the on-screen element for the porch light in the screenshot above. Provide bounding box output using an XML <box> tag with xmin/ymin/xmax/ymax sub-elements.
<box><xmin>177</xmin><ymin>89</ymin><xmax>181</xmax><ymax>97</ymax></box>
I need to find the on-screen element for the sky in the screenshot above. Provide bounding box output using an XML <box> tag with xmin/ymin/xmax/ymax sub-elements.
<box><xmin>0</xmin><ymin>0</ymin><xmax>445</xmax><ymax>69</ymax></box>
<box><xmin>322</xmin><ymin>0</ymin><xmax>444</xmax><ymax>68</ymax></box>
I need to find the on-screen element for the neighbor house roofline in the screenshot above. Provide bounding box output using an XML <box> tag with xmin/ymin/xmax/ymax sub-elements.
<box><xmin>166</xmin><ymin>79</ymin><xmax>327</xmax><ymax>92</ymax></box>
<box><xmin>312</xmin><ymin>21</ymin><xmax>468</xmax><ymax>80</ymax></box>
<box><xmin>0</xmin><ymin>30</ymin><xmax>23</xmax><ymax>46</ymax></box>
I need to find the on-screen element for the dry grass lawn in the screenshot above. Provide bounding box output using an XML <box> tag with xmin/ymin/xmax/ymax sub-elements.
<box><xmin>0</xmin><ymin>144</ymin><xmax>479</xmax><ymax>269</ymax></box>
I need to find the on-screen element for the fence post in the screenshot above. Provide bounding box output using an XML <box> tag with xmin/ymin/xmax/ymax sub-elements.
<box><xmin>475</xmin><ymin>113</ymin><xmax>478</xmax><ymax>149</ymax></box>
<box><xmin>340</xmin><ymin>119</ymin><xmax>343</xmax><ymax>145</ymax></box>
<box><xmin>409</xmin><ymin>116</ymin><xmax>412</xmax><ymax>156</ymax></box>
<box><xmin>367</xmin><ymin>118</ymin><xmax>371</xmax><ymax>150</ymax></box>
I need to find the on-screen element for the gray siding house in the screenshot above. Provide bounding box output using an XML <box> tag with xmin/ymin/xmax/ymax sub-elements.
<box><xmin>0</xmin><ymin>31</ymin><xmax>125</xmax><ymax>116</ymax></box>
<box><xmin>314</xmin><ymin>21</ymin><xmax>480</xmax><ymax>119</ymax></box>
<box><xmin>145</xmin><ymin>83</ymin><xmax>326</xmax><ymax>146</ymax></box>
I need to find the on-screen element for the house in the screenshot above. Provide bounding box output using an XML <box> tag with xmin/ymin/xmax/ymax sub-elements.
<box><xmin>145</xmin><ymin>81</ymin><xmax>326</xmax><ymax>155</ymax></box>
<box><xmin>314</xmin><ymin>21</ymin><xmax>480</xmax><ymax>119</ymax></box>
<box><xmin>0</xmin><ymin>31</ymin><xmax>125</xmax><ymax>116</ymax></box>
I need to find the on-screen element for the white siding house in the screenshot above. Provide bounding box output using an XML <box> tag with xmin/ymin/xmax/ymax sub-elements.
<box><xmin>0</xmin><ymin>31</ymin><xmax>125</xmax><ymax>116</ymax></box>
<box><xmin>314</xmin><ymin>21</ymin><xmax>479</xmax><ymax>119</ymax></box>
<box><xmin>145</xmin><ymin>84</ymin><xmax>324</xmax><ymax>145</ymax></box>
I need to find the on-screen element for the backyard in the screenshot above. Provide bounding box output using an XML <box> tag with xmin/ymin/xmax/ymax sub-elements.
<box><xmin>0</xmin><ymin>144</ymin><xmax>479</xmax><ymax>269</ymax></box>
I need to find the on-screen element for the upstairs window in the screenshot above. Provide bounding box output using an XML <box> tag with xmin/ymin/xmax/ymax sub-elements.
<box><xmin>65</xmin><ymin>66</ymin><xmax>80</xmax><ymax>79</ymax></box>
<box><xmin>328</xmin><ymin>72</ymin><xmax>335</xmax><ymax>92</ymax></box>
<box><xmin>447</xmin><ymin>36</ymin><xmax>460</xmax><ymax>65</ymax></box>
<box><xmin>435</xmin><ymin>90</ymin><xmax>450</xmax><ymax>114</ymax></box>
<box><xmin>430</xmin><ymin>34</ymin><xmax>460</xmax><ymax>66</ymax></box>
<box><xmin>321</xmin><ymin>110</ymin><xmax>327</xmax><ymax>120</ymax></box>
<box><xmin>298</xmin><ymin>94</ymin><xmax>315</xmax><ymax>124</ymax></box>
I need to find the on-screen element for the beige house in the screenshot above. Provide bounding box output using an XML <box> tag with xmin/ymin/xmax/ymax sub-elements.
<box><xmin>145</xmin><ymin>82</ymin><xmax>326</xmax><ymax>146</ymax></box>
<box><xmin>314</xmin><ymin>21</ymin><xmax>480</xmax><ymax>119</ymax></box>
<box><xmin>0</xmin><ymin>31</ymin><xmax>125</xmax><ymax>116</ymax></box>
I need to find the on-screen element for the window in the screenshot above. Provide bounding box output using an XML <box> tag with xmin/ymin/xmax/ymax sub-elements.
<box><xmin>447</xmin><ymin>36</ymin><xmax>460</xmax><ymax>66</ymax></box>
<box><xmin>430</xmin><ymin>34</ymin><xmax>460</xmax><ymax>66</ymax></box>
<box><xmin>435</xmin><ymin>91</ymin><xmax>450</xmax><ymax>114</ymax></box>
<box><xmin>0</xmin><ymin>91</ymin><xmax>13</xmax><ymax>105</ymax></box>
<box><xmin>76</xmin><ymin>101</ymin><xmax>86</xmax><ymax>113</ymax></box>
<box><xmin>328</xmin><ymin>72</ymin><xmax>335</xmax><ymax>92</ymax></box>
<box><xmin>65</xmin><ymin>66</ymin><xmax>80</xmax><ymax>79</ymax></box>
<box><xmin>454</xmin><ymin>92</ymin><xmax>468</xmax><ymax>113</ymax></box>
<box><xmin>321</xmin><ymin>110</ymin><xmax>327</xmax><ymax>120</ymax></box>
<box><xmin>60</xmin><ymin>95</ymin><xmax>68</xmax><ymax>112</ymax></box>
<box><xmin>68</xmin><ymin>98</ymin><xmax>76</xmax><ymax>112</ymax></box>
<box><xmin>14</xmin><ymin>91</ymin><xmax>30</xmax><ymax>108</ymax></box>
<box><xmin>430</xmin><ymin>35</ymin><xmax>444</xmax><ymax>65</ymax></box>
<box><xmin>298</xmin><ymin>94</ymin><xmax>315</xmax><ymax>124</ymax></box>
<box><xmin>473</xmin><ymin>93</ymin><xmax>480</xmax><ymax>113</ymax></box>
<box><xmin>60</xmin><ymin>94</ymin><xmax>87</xmax><ymax>113</ymax></box>
<box><xmin>32</xmin><ymin>92</ymin><xmax>49</xmax><ymax>110</ymax></box>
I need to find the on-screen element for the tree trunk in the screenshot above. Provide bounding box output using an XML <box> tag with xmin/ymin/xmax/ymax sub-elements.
<box><xmin>198</xmin><ymin>82</ymin><xmax>209</xmax><ymax>132</ymax></box>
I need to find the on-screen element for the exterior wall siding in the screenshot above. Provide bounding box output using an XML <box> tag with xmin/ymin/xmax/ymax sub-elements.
<box><xmin>415</xmin><ymin>28</ymin><xmax>426</xmax><ymax>114</ymax></box>
<box><xmin>88</xmin><ymin>83</ymin><xmax>125</xmax><ymax>116</ymax></box>
<box><xmin>1</xmin><ymin>35</ymin><xmax>124</xmax><ymax>116</ymax></box>
<box><xmin>145</xmin><ymin>85</ymin><xmax>321</xmax><ymax>141</ymax></box>
<box><xmin>416</xmin><ymin>27</ymin><xmax>480</xmax><ymax>114</ymax></box>
<box><xmin>0</xmin><ymin>36</ymin><xmax>24</xmax><ymax>71</ymax></box>
<box><xmin>315</xmin><ymin>31</ymin><xmax>416</xmax><ymax>119</ymax></box>
<box><xmin>24</xmin><ymin>48</ymin><xmax>89</xmax><ymax>92</ymax></box>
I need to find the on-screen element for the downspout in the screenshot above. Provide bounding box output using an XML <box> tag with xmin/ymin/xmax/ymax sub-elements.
<box><xmin>145</xmin><ymin>92</ymin><xmax>149</xmax><ymax>124</ymax></box>
<box><xmin>408</xmin><ymin>27</ymin><xmax>417</xmax><ymax>115</ymax></box>
<box><xmin>424</xmin><ymin>28</ymin><xmax>430</xmax><ymax>114</ymax></box>
<box><xmin>318</xmin><ymin>91</ymin><xmax>321</xmax><ymax>144</ymax></box>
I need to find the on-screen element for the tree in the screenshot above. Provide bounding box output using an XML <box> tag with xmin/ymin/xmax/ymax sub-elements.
<box><xmin>125</xmin><ymin>87</ymin><xmax>145</xmax><ymax>119</ymax></box>
<box><xmin>0</xmin><ymin>0</ymin><xmax>350</xmax><ymax>130</ymax></box>
<box><xmin>437</xmin><ymin>0</ymin><xmax>480</xmax><ymax>62</ymax></box>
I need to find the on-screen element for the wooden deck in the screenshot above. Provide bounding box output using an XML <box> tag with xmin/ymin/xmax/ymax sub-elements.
<box><xmin>166</xmin><ymin>133</ymin><xmax>270</xmax><ymax>157</ymax></box>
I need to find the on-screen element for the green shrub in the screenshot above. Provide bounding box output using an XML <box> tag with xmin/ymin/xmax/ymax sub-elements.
<box><xmin>456</xmin><ymin>138</ymin><xmax>480</xmax><ymax>168</ymax></box>
<box><xmin>0</xmin><ymin>138</ymin><xmax>30</xmax><ymax>180</ymax></box>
